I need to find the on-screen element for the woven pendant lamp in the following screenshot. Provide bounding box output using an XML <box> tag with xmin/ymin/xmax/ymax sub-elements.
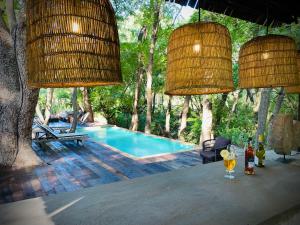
<box><xmin>238</xmin><ymin>34</ymin><xmax>298</xmax><ymax>89</ymax></box>
<box><xmin>165</xmin><ymin>22</ymin><xmax>234</xmax><ymax>95</ymax></box>
<box><xmin>285</xmin><ymin>51</ymin><xmax>300</xmax><ymax>93</ymax></box>
<box><xmin>26</xmin><ymin>0</ymin><xmax>122</xmax><ymax>88</ymax></box>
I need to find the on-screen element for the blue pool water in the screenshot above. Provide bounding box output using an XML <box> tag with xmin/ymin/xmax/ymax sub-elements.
<box><xmin>77</xmin><ymin>126</ymin><xmax>195</xmax><ymax>158</ymax></box>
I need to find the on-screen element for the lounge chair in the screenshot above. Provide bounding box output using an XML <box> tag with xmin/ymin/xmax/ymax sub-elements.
<box><xmin>33</xmin><ymin>117</ymin><xmax>70</xmax><ymax>133</ymax></box>
<box><xmin>200</xmin><ymin>137</ymin><xmax>231</xmax><ymax>164</ymax></box>
<box><xmin>33</xmin><ymin>124</ymin><xmax>88</xmax><ymax>146</ymax></box>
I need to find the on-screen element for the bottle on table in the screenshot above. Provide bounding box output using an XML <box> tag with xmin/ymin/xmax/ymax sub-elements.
<box><xmin>245</xmin><ymin>138</ymin><xmax>255</xmax><ymax>175</ymax></box>
<box><xmin>255</xmin><ymin>135</ymin><xmax>265</xmax><ymax>167</ymax></box>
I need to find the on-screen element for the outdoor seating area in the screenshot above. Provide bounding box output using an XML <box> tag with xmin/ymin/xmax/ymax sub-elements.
<box><xmin>200</xmin><ymin>137</ymin><xmax>231</xmax><ymax>164</ymax></box>
<box><xmin>0</xmin><ymin>0</ymin><xmax>300</xmax><ymax>225</ymax></box>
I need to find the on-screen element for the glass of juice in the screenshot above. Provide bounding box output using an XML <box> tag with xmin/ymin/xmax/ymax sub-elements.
<box><xmin>221</xmin><ymin>149</ymin><xmax>237</xmax><ymax>179</ymax></box>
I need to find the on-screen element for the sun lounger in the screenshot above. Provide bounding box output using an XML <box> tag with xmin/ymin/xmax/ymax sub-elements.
<box><xmin>33</xmin><ymin>124</ymin><xmax>88</xmax><ymax>146</ymax></box>
<box><xmin>33</xmin><ymin>117</ymin><xmax>71</xmax><ymax>133</ymax></box>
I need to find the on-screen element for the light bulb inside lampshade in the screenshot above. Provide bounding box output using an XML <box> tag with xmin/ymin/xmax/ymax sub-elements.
<box><xmin>193</xmin><ymin>40</ymin><xmax>201</xmax><ymax>53</ymax></box>
<box><xmin>72</xmin><ymin>22</ymin><xmax>80</xmax><ymax>33</ymax></box>
<box><xmin>262</xmin><ymin>52</ymin><xmax>269</xmax><ymax>60</ymax></box>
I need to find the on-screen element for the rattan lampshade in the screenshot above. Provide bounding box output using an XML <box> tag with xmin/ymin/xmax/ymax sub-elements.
<box><xmin>285</xmin><ymin>51</ymin><xmax>300</xmax><ymax>93</ymax></box>
<box><xmin>238</xmin><ymin>34</ymin><xmax>298</xmax><ymax>89</ymax></box>
<box><xmin>165</xmin><ymin>22</ymin><xmax>233</xmax><ymax>95</ymax></box>
<box><xmin>26</xmin><ymin>0</ymin><xmax>122</xmax><ymax>88</ymax></box>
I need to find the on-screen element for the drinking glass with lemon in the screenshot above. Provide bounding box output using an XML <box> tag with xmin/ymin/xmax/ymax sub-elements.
<box><xmin>221</xmin><ymin>149</ymin><xmax>237</xmax><ymax>179</ymax></box>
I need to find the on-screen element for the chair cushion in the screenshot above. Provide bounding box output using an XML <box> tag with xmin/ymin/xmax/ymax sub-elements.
<box><xmin>213</xmin><ymin>137</ymin><xmax>231</xmax><ymax>150</ymax></box>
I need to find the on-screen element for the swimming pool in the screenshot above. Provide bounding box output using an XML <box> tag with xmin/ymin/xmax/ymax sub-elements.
<box><xmin>78</xmin><ymin>126</ymin><xmax>195</xmax><ymax>158</ymax></box>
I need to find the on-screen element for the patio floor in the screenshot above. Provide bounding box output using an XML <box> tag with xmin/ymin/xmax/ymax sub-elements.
<box><xmin>0</xmin><ymin>139</ymin><xmax>203</xmax><ymax>204</ymax></box>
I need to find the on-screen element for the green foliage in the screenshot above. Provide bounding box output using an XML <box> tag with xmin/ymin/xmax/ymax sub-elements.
<box><xmin>215</xmin><ymin>102</ymin><xmax>256</xmax><ymax>146</ymax></box>
<box><xmin>185</xmin><ymin>112</ymin><xmax>202</xmax><ymax>144</ymax></box>
<box><xmin>37</xmin><ymin>89</ymin><xmax>47</xmax><ymax>109</ymax></box>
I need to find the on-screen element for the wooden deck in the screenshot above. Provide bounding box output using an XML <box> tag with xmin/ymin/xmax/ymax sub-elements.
<box><xmin>0</xmin><ymin>139</ymin><xmax>203</xmax><ymax>204</ymax></box>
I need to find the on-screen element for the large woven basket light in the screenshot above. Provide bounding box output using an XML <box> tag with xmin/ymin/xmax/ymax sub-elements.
<box><xmin>238</xmin><ymin>34</ymin><xmax>298</xmax><ymax>89</ymax></box>
<box><xmin>285</xmin><ymin>51</ymin><xmax>300</xmax><ymax>93</ymax></box>
<box><xmin>165</xmin><ymin>22</ymin><xmax>233</xmax><ymax>95</ymax></box>
<box><xmin>26</xmin><ymin>0</ymin><xmax>122</xmax><ymax>88</ymax></box>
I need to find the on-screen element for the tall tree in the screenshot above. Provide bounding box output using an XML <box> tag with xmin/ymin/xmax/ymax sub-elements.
<box><xmin>0</xmin><ymin>0</ymin><xmax>40</xmax><ymax>168</ymax></box>
<box><xmin>231</xmin><ymin>90</ymin><xmax>240</xmax><ymax>113</ymax></box>
<box><xmin>130</xmin><ymin>26</ymin><xmax>147</xmax><ymax>131</ymax></box>
<box><xmin>69</xmin><ymin>88</ymin><xmax>78</xmax><ymax>133</ymax></box>
<box><xmin>35</xmin><ymin>88</ymin><xmax>54</xmax><ymax>124</ymax></box>
<box><xmin>255</xmin><ymin>88</ymin><xmax>272</xmax><ymax>147</ymax></box>
<box><xmin>267</xmin><ymin>88</ymin><xmax>285</xmax><ymax>147</ymax></box>
<box><xmin>215</xmin><ymin>93</ymin><xmax>228</xmax><ymax>128</ymax></box>
<box><xmin>82</xmin><ymin>87</ymin><xmax>94</xmax><ymax>123</ymax></box>
<box><xmin>253</xmin><ymin>89</ymin><xmax>261</xmax><ymax>123</ymax></box>
<box><xmin>165</xmin><ymin>95</ymin><xmax>172</xmax><ymax>137</ymax></box>
<box><xmin>178</xmin><ymin>95</ymin><xmax>191</xmax><ymax>141</ymax></box>
<box><xmin>35</xmin><ymin>102</ymin><xmax>45</xmax><ymax>124</ymax></box>
<box><xmin>129</xmin><ymin>57</ymin><xmax>143</xmax><ymax>131</ymax></box>
<box><xmin>144</xmin><ymin>0</ymin><xmax>163</xmax><ymax>134</ymax></box>
<box><xmin>43</xmin><ymin>88</ymin><xmax>54</xmax><ymax>125</ymax></box>
<box><xmin>200</xmin><ymin>95</ymin><xmax>213</xmax><ymax>147</ymax></box>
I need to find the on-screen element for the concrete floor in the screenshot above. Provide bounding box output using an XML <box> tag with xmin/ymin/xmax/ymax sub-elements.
<box><xmin>0</xmin><ymin>153</ymin><xmax>300</xmax><ymax>225</ymax></box>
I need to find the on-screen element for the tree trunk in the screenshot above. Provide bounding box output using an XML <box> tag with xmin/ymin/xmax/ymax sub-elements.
<box><xmin>14</xmin><ymin>1</ymin><xmax>40</xmax><ymax>168</ymax></box>
<box><xmin>0</xmin><ymin>0</ymin><xmax>40</xmax><ymax>168</ymax></box>
<box><xmin>231</xmin><ymin>90</ymin><xmax>240</xmax><ymax>113</ymax></box>
<box><xmin>255</xmin><ymin>88</ymin><xmax>271</xmax><ymax>148</ymax></box>
<box><xmin>178</xmin><ymin>95</ymin><xmax>191</xmax><ymax>141</ymax></box>
<box><xmin>0</xmin><ymin>14</ymin><xmax>20</xmax><ymax>167</ymax></box>
<box><xmin>165</xmin><ymin>95</ymin><xmax>172</xmax><ymax>137</ymax></box>
<box><xmin>43</xmin><ymin>88</ymin><xmax>54</xmax><ymax>125</ymax></box>
<box><xmin>215</xmin><ymin>93</ymin><xmax>228</xmax><ymax>128</ymax></box>
<box><xmin>35</xmin><ymin>103</ymin><xmax>45</xmax><ymax>123</ymax></box>
<box><xmin>144</xmin><ymin>0</ymin><xmax>162</xmax><ymax>134</ymax></box>
<box><xmin>130</xmin><ymin>56</ymin><xmax>143</xmax><ymax>131</ymax></box>
<box><xmin>253</xmin><ymin>89</ymin><xmax>261</xmax><ymax>123</ymax></box>
<box><xmin>246</xmin><ymin>89</ymin><xmax>254</xmax><ymax>103</ymax></box>
<box><xmin>267</xmin><ymin>88</ymin><xmax>285</xmax><ymax>147</ymax></box>
<box><xmin>130</xmin><ymin>24</ymin><xmax>147</xmax><ymax>131</ymax></box>
<box><xmin>200</xmin><ymin>95</ymin><xmax>213</xmax><ymax>148</ymax></box>
<box><xmin>152</xmin><ymin>92</ymin><xmax>156</xmax><ymax>114</ymax></box>
<box><xmin>82</xmin><ymin>87</ymin><xmax>94</xmax><ymax>123</ymax></box>
<box><xmin>69</xmin><ymin>88</ymin><xmax>78</xmax><ymax>133</ymax></box>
